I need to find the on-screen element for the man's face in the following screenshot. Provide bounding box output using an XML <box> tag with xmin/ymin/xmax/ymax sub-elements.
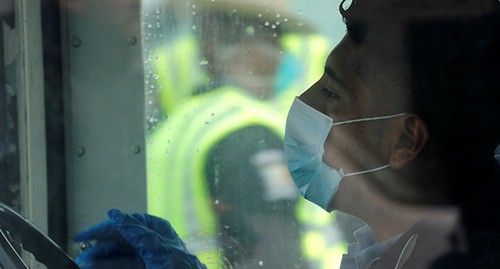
<box><xmin>200</xmin><ymin>13</ymin><xmax>282</xmax><ymax>98</ymax></box>
<box><xmin>299</xmin><ymin>34</ymin><xmax>413</xmax><ymax>205</ymax></box>
<box><xmin>301</xmin><ymin>36</ymin><xmax>397</xmax><ymax>172</ymax></box>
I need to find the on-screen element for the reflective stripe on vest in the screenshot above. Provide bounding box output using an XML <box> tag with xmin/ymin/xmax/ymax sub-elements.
<box><xmin>153</xmin><ymin>35</ymin><xmax>207</xmax><ymax>114</ymax></box>
<box><xmin>147</xmin><ymin>87</ymin><xmax>284</xmax><ymax>268</ymax></box>
<box><xmin>150</xmin><ymin>33</ymin><xmax>344</xmax><ymax>268</ymax></box>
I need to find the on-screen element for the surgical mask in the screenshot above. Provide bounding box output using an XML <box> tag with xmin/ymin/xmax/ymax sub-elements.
<box><xmin>284</xmin><ymin>97</ymin><xmax>407</xmax><ymax>211</ymax></box>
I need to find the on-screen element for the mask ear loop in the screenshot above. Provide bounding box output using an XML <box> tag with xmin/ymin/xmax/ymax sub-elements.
<box><xmin>330</xmin><ymin>112</ymin><xmax>407</xmax><ymax>177</ymax></box>
<box><xmin>343</xmin><ymin>164</ymin><xmax>391</xmax><ymax>177</ymax></box>
<box><xmin>331</xmin><ymin>113</ymin><xmax>408</xmax><ymax>127</ymax></box>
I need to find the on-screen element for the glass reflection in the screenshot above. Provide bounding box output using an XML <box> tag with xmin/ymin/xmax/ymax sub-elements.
<box><xmin>142</xmin><ymin>0</ymin><xmax>343</xmax><ymax>268</ymax></box>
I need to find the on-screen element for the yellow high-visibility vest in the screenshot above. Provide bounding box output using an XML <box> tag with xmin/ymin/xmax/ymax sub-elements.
<box><xmin>149</xmin><ymin>33</ymin><xmax>345</xmax><ymax>268</ymax></box>
<box><xmin>153</xmin><ymin>34</ymin><xmax>207</xmax><ymax>114</ymax></box>
<box><xmin>147</xmin><ymin>87</ymin><xmax>285</xmax><ymax>268</ymax></box>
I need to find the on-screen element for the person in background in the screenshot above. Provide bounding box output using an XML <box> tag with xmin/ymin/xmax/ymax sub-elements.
<box><xmin>88</xmin><ymin>0</ymin><xmax>337</xmax><ymax>268</ymax></box>
<box><xmin>74</xmin><ymin>0</ymin><xmax>500</xmax><ymax>268</ymax></box>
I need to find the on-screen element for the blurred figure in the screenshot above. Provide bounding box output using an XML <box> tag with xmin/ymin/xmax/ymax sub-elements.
<box><xmin>144</xmin><ymin>0</ymin><xmax>336</xmax><ymax>268</ymax></box>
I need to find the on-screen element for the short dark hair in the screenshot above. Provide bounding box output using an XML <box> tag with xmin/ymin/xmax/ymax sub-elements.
<box><xmin>340</xmin><ymin>0</ymin><xmax>500</xmax><ymax>201</ymax></box>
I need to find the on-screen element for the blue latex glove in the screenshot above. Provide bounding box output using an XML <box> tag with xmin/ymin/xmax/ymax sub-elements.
<box><xmin>74</xmin><ymin>209</ymin><xmax>207</xmax><ymax>269</ymax></box>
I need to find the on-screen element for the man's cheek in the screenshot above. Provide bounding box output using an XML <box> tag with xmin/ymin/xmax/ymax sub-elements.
<box><xmin>323</xmin><ymin>127</ymin><xmax>359</xmax><ymax>172</ymax></box>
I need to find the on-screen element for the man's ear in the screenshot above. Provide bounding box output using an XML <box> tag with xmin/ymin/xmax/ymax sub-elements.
<box><xmin>389</xmin><ymin>115</ymin><xmax>429</xmax><ymax>169</ymax></box>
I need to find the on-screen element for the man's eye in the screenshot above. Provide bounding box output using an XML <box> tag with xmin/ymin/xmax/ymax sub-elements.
<box><xmin>322</xmin><ymin>88</ymin><xmax>339</xmax><ymax>100</ymax></box>
<box><xmin>322</xmin><ymin>79</ymin><xmax>339</xmax><ymax>100</ymax></box>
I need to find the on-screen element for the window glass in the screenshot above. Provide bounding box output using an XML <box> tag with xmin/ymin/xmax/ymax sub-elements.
<box><xmin>2</xmin><ymin>0</ymin><xmax>499</xmax><ymax>268</ymax></box>
<box><xmin>142</xmin><ymin>0</ymin><xmax>349</xmax><ymax>268</ymax></box>
<box><xmin>0</xmin><ymin>0</ymin><xmax>20</xmax><ymax>212</ymax></box>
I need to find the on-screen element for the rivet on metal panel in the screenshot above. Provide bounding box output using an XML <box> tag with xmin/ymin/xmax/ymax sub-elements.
<box><xmin>75</xmin><ymin>146</ymin><xmax>86</xmax><ymax>157</ymax></box>
<box><xmin>132</xmin><ymin>145</ymin><xmax>141</xmax><ymax>154</ymax></box>
<box><xmin>127</xmin><ymin>36</ymin><xmax>137</xmax><ymax>45</ymax></box>
<box><xmin>71</xmin><ymin>37</ymin><xmax>82</xmax><ymax>47</ymax></box>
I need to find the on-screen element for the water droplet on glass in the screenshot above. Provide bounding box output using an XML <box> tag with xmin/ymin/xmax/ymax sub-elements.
<box><xmin>259</xmin><ymin>261</ymin><xmax>264</xmax><ymax>266</ymax></box>
<box><xmin>245</xmin><ymin>26</ymin><xmax>255</xmax><ymax>35</ymax></box>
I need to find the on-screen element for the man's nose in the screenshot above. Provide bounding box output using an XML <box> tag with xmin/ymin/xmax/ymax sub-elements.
<box><xmin>299</xmin><ymin>78</ymin><xmax>329</xmax><ymax>116</ymax></box>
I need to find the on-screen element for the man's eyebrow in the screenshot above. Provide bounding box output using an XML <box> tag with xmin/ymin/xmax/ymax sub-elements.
<box><xmin>324</xmin><ymin>65</ymin><xmax>358</xmax><ymax>101</ymax></box>
<box><xmin>324</xmin><ymin>66</ymin><xmax>336</xmax><ymax>80</ymax></box>
<box><xmin>324</xmin><ymin>66</ymin><xmax>348</xmax><ymax>90</ymax></box>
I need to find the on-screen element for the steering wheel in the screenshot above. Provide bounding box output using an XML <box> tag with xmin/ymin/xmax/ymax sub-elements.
<box><xmin>0</xmin><ymin>203</ymin><xmax>79</xmax><ymax>269</ymax></box>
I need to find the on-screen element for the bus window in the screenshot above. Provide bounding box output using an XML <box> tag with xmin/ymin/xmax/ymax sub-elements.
<box><xmin>4</xmin><ymin>0</ymin><xmax>498</xmax><ymax>268</ymax></box>
<box><xmin>142</xmin><ymin>0</ymin><xmax>349</xmax><ymax>268</ymax></box>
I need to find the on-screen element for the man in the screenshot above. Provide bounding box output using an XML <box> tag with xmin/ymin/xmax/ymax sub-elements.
<box><xmin>75</xmin><ymin>0</ymin><xmax>500</xmax><ymax>268</ymax></box>
<box><xmin>288</xmin><ymin>0</ymin><xmax>500</xmax><ymax>267</ymax></box>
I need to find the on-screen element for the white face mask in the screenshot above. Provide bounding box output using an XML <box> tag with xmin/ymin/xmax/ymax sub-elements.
<box><xmin>284</xmin><ymin>97</ymin><xmax>407</xmax><ymax>211</ymax></box>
